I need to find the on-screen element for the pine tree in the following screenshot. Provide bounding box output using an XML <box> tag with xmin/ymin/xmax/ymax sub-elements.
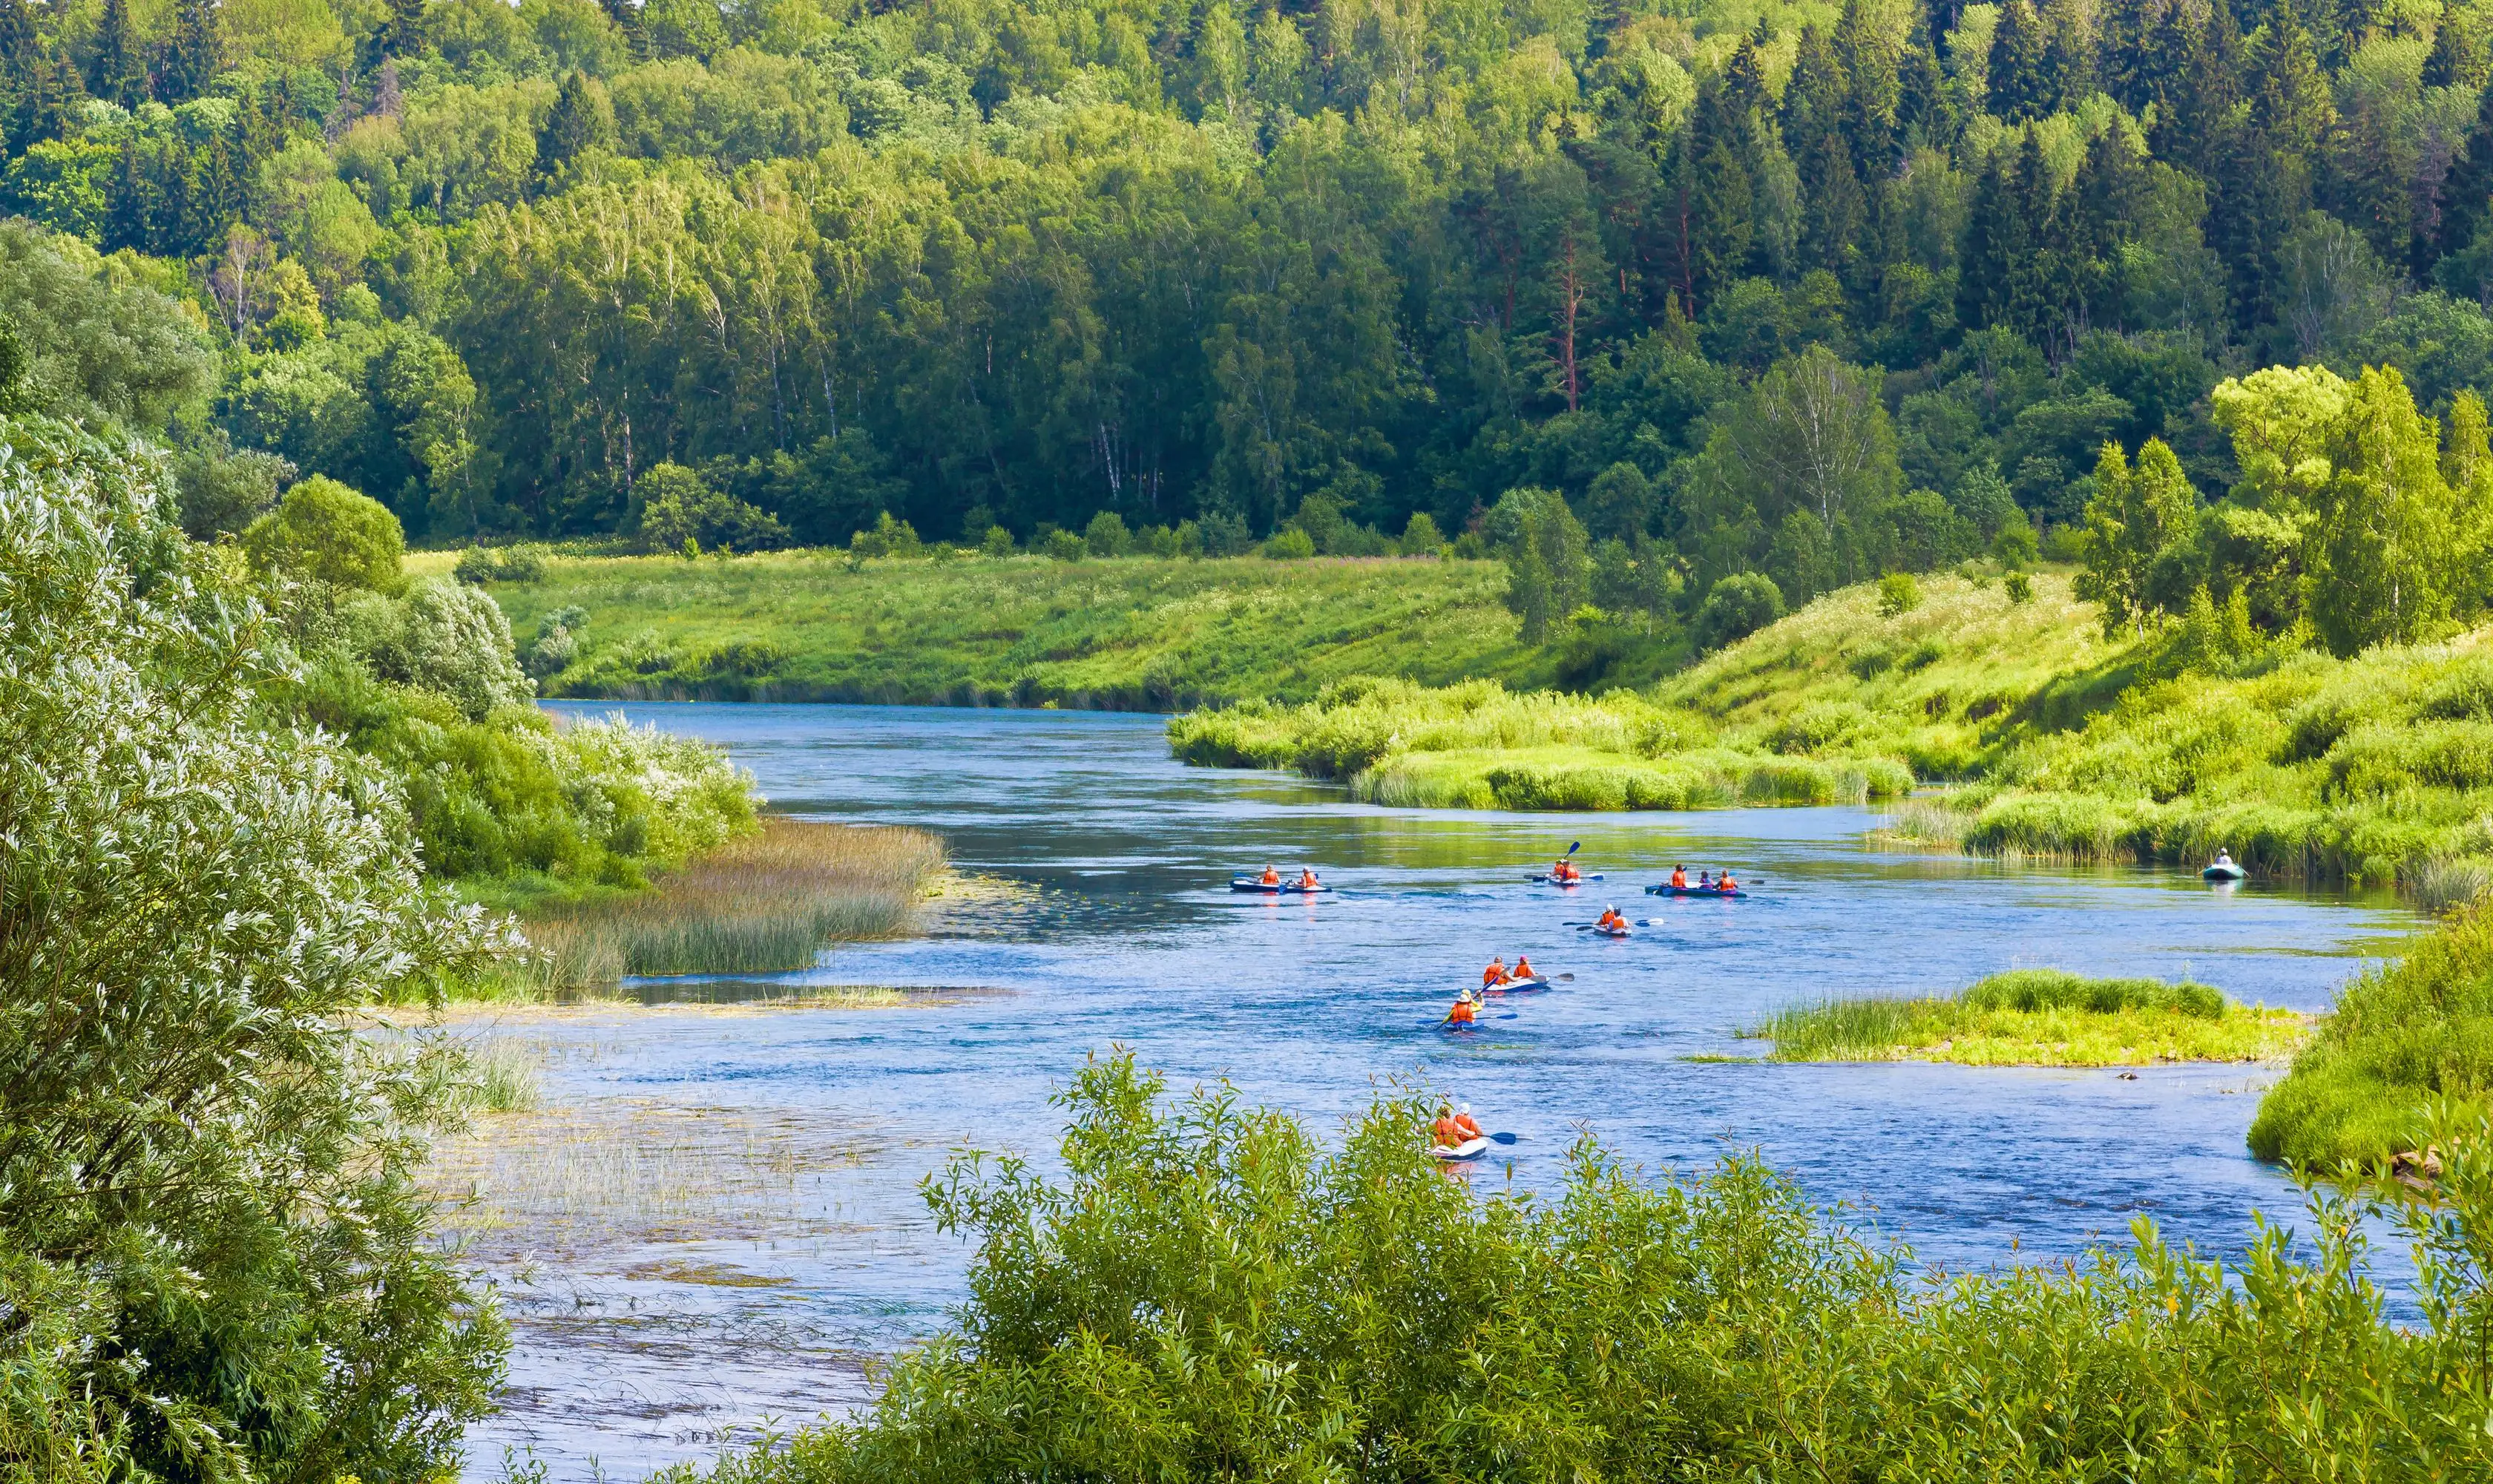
<box><xmin>163</xmin><ymin>0</ymin><xmax>223</xmax><ymax>103</ymax></box>
<box><xmin>1897</xmin><ymin>40</ymin><xmax>1951</xmax><ymax>150</ymax></box>
<box><xmin>2440</xmin><ymin>80</ymin><xmax>2493</xmax><ymax>258</ymax></box>
<box><xmin>1836</xmin><ymin>0</ymin><xmax>1901</xmax><ymax>179</ymax></box>
<box><xmin>600</xmin><ymin>0</ymin><xmax>644</xmax><ymax>62</ymax></box>
<box><xmin>2207</xmin><ymin>119</ymin><xmax>2292</xmax><ymax>336</ymax></box>
<box><xmin>0</xmin><ymin>0</ymin><xmax>33</xmax><ymax>80</ymax></box>
<box><xmin>373</xmin><ymin>0</ymin><xmax>427</xmax><ymax>64</ymax></box>
<box><xmin>536</xmin><ymin>70</ymin><xmax>616</xmax><ymax>183</ymax></box>
<box><xmin>91</xmin><ymin>0</ymin><xmax>145</xmax><ymax>107</ymax></box>
<box><xmin>105</xmin><ymin>142</ymin><xmax>152</xmax><ymax>253</ymax></box>
<box><xmin>2070</xmin><ymin>127</ymin><xmax>2146</xmax><ymax>324</ymax></box>
<box><xmin>2095</xmin><ymin>0</ymin><xmax>2167</xmax><ymax>113</ymax></box>
<box><xmin>2037</xmin><ymin>0</ymin><xmax>2092</xmax><ymax>111</ymax></box>
<box><xmin>1987</xmin><ymin>0</ymin><xmax>2049</xmax><ymax>121</ymax></box>
<box><xmin>1669</xmin><ymin>76</ymin><xmax>1755</xmax><ymax>317</ymax></box>
<box><xmin>1958</xmin><ymin>145</ymin><xmax>2027</xmax><ymax>331</ymax></box>
<box><xmin>2152</xmin><ymin>2</ymin><xmax>2241</xmax><ymax>175</ymax></box>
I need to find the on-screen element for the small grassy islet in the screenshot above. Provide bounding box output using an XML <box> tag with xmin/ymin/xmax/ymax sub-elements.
<box><xmin>1746</xmin><ymin>969</ymin><xmax>2308</xmax><ymax>1068</ymax></box>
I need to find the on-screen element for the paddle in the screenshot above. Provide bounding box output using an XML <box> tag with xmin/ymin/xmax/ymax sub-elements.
<box><xmin>1489</xmin><ymin>1132</ymin><xmax>1519</xmax><ymax>1145</ymax></box>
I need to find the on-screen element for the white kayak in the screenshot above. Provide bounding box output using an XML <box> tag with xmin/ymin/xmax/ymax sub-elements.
<box><xmin>1429</xmin><ymin>1137</ymin><xmax>1493</xmax><ymax>1162</ymax></box>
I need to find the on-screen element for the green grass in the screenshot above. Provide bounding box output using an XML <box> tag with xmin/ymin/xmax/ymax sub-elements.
<box><xmin>2250</xmin><ymin>906</ymin><xmax>2493</xmax><ymax>1172</ymax></box>
<box><xmin>1747</xmin><ymin>969</ymin><xmax>2306</xmax><ymax>1067</ymax></box>
<box><xmin>481</xmin><ymin>550</ymin><xmax>1563</xmax><ymax>709</ymax></box>
<box><xmin>482</xmin><ymin>818</ymin><xmax>947</xmax><ymax>997</ymax></box>
<box><xmin>1168</xmin><ymin>572</ymin><xmax>2095</xmax><ymax>811</ymax></box>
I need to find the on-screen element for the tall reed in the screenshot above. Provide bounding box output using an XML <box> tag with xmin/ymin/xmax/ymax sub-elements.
<box><xmin>517</xmin><ymin>818</ymin><xmax>945</xmax><ymax>991</ymax></box>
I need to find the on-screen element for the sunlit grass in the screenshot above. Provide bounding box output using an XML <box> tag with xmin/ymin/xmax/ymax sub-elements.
<box><xmin>1747</xmin><ymin>969</ymin><xmax>2307</xmax><ymax>1066</ymax></box>
<box><xmin>486</xmin><ymin>818</ymin><xmax>945</xmax><ymax>997</ymax></box>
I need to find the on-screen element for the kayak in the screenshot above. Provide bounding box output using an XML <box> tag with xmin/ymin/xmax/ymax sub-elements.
<box><xmin>1482</xmin><ymin>975</ymin><xmax>1550</xmax><ymax>995</ymax></box>
<box><xmin>1592</xmin><ymin>925</ymin><xmax>1629</xmax><ymax>938</ymax></box>
<box><xmin>1430</xmin><ymin>1137</ymin><xmax>1492</xmax><ymax>1162</ymax></box>
<box><xmin>2202</xmin><ymin>862</ymin><xmax>2246</xmax><ymax>881</ymax></box>
<box><xmin>1531</xmin><ymin>873</ymin><xmax>1603</xmax><ymax>884</ymax></box>
<box><xmin>1646</xmin><ymin>884</ymin><xmax>1747</xmax><ymax>899</ymax></box>
<box><xmin>1231</xmin><ymin>878</ymin><xmax>1333</xmax><ymax>893</ymax></box>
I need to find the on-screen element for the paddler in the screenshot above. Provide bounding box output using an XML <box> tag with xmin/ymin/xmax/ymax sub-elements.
<box><xmin>1482</xmin><ymin>956</ymin><xmax>1510</xmax><ymax>988</ymax></box>
<box><xmin>1431</xmin><ymin>1101</ymin><xmax>1466</xmax><ymax>1147</ymax></box>
<box><xmin>1669</xmin><ymin>864</ymin><xmax>1687</xmax><ymax>889</ymax></box>
<box><xmin>1261</xmin><ymin>864</ymin><xmax>1281</xmax><ymax>886</ymax></box>
<box><xmin>1511</xmin><ymin>953</ymin><xmax>1536</xmax><ymax>982</ymax></box>
<box><xmin>1717</xmin><ymin>870</ymin><xmax>1738</xmax><ymax>892</ymax></box>
<box><xmin>1453</xmin><ymin>1103</ymin><xmax>1484</xmax><ymax>1140</ymax></box>
<box><xmin>1597</xmin><ymin>905</ymin><xmax>1626</xmax><ymax>931</ymax></box>
<box><xmin>1298</xmin><ymin>866</ymin><xmax>1321</xmax><ymax>889</ymax></box>
<box><xmin>1551</xmin><ymin>856</ymin><xmax>1579</xmax><ymax>883</ymax></box>
<box><xmin>1446</xmin><ymin>989</ymin><xmax>1479</xmax><ymax>1026</ymax></box>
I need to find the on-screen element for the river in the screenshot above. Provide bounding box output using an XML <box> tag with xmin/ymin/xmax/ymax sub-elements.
<box><xmin>459</xmin><ymin>702</ymin><xmax>2414</xmax><ymax>1480</ymax></box>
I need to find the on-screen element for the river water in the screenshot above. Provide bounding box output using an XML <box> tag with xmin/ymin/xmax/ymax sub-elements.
<box><xmin>463</xmin><ymin>702</ymin><xmax>2416</xmax><ymax>1480</ymax></box>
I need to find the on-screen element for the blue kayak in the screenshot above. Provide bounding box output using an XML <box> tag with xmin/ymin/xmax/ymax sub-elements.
<box><xmin>1646</xmin><ymin>884</ymin><xmax>1747</xmax><ymax>899</ymax></box>
<box><xmin>1231</xmin><ymin>878</ymin><xmax>1332</xmax><ymax>893</ymax></box>
<box><xmin>2202</xmin><ymin>863</ymin><xmax>2246</xmax><ymax>881</ymax></box>
<box><xmin>1531</xmin><ymin>873</ymin><xmax>1603</xmax><ymax>884</ymax></box>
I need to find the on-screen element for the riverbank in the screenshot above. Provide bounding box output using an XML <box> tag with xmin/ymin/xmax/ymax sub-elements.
<box><xmin>473</xmin><ymin>551</ymin><xmax>1560</xmax><ymax>709</ymax></box>
<box><xmin>1745</xmin><ymin>970</ymin><xmax>2307</xmax><ymax>1067</ymax></box>
<box><xmin>1170</xmin><ymin>573</ymin><xmax>2112</xmax><ymax>811</ymax></box>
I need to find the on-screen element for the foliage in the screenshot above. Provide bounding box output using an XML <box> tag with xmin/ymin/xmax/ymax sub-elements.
<box><xmin>0</xmin><ymin>413</ymin><xmax>506</xmax><ymax>1480</ymax></box>
<box><xmin>634</xmin><ymin>461</ymin><xmax>790</xmax><ymax>554</ymax></box>
<box><xmin>242</xmin><ymin>473</ymin><xmax>407</xmax><ymax>591</ymax></box>
<box><xmin>680</xmin><ymin>1053</ymin><xmax>2493</xmax><ymax>1484</ymax></box>
<box><xmin>1692</xmin><ymin>571</ymin><xmax>1784</xmax><ymax>649</ymax></box>
<box><xmin>2253</xmin><ymin>904</ymin><xmax>2493</xmax><ymax>1170</ymax></box>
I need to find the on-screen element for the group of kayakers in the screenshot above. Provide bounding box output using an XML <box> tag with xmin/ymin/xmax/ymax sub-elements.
<box><xmin>1257</xmin><ymin>864</ymin><xmax>1324</xmax><ymax>889</ymax></box>
<box><xmin>1546</xmin><ymin>856</ymin><xmax>1584</xmax><ymax>884</ymax></box>
<box><xmin>1665</xmin><ymin>864</ymin><xmax>1738</xmax><ymax>891</ymax></box>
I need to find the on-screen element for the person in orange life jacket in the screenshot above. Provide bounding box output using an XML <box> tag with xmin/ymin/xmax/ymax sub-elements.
<box><xmin>1717</xmin><ymin>870</ymin><xmax>1738</xmax><ymax>891</ymax></box>
<box><xmin>1482</xmin><ymin>956</ymin><xmax>1510</xmax><ymax>988</ymax></box>
<box><xmin>1261</xmin><ymin>864</ymin><xmax>1280</xmax><ymax>886</ymax></box>
<box><xmin>1511</xmin><ymin>953</ymin><xmax>1535</xmax><ymax>982</ymax></box>
<box><xmin>1453</xmin><ymin>1103</ymin><xmax>1482</xmax><ymax>1140</ymax></box>
<box><xmin>1670</xmin><ymin>864</ymin><xmax>1687</xmax><ymax>889</ymax></box>
<box><xmin>1298</xmin><ymin>867</ymin><xmax>1321</xmax><ymax>889</ymax></box>
<box><xmin>1446</xmin><ymin>989</ymin><xmax>1478</xmax><ymax>1025</ymax></box>
<box><xmin>1432</xmin><ymin>1102</ymin><xmax>1465</xmax><ymax>1147</ymax></box>
<box><xmin>1598</xmin><ymin>905</ymin><xmax>1626</xmax><ymax>930</ymax></box>
<box><xmin>1551</xmin><ymin>857</ymin><xmax>1579</xmax><ymax>881</ymax></box>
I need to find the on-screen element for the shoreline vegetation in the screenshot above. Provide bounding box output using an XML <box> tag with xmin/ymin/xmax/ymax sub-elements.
<box><xmin>675</xmin><ymin>1055</ymin><xmax>2493</xmax><ymax>1483</ymax></box>
<box><xmin>483</xmin><ymin>818</ymin><xmax>948</xmax><ymax>1001</ymax></box>
<box><xmin>1747</xmin><ymin>970</ymin><xmax>2307</xmax><ymax>1068</ymax></box>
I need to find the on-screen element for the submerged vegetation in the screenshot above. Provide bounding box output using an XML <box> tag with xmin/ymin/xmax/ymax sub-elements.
<box><xmin>2252</xmin><ymin>906</ymin><xmax>2493</xmax><ymax>1172</ymax></box>
<box><xmin>683</xmin><ymin>1054</ymin><xmax>2493</xmax><ymax>1483</ymax></box>
<box><xmin>1750</xmin><ymin>969</ymin><xmax>2303</xmax><ymax>1067</ymax></box>
<box><xmin>512</xmin><ymin>818</ymin><xmax>946</xmax><ymax>993</ymax></box>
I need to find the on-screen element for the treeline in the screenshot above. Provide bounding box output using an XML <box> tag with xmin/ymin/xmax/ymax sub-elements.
<box><xmin>13</xmin><ymin>0</ymin><xmax>2493</xmax><ymax>625</ymax></box>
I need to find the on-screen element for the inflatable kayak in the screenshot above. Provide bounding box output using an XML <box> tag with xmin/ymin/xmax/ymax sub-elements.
<box><xmin>1482</xmin><ymin>975</ymin><xmax>1550</xmax><ymax>995</ymax></box>
<box><xmin>1592</xmin><ymin>925</ymin><xmax>1629</xmax><ymax>938</ymax></box>
<box><xmin>2202</xmin><ymin>862</ymin><xmax>2246</xmax><ymax>881</ymax></box>
<box><xmin>1430</xmin><ymin>1137</ymin><xmax>1492</xmax><ymax>1162</ymax></box>
<box><xmin>1531</xmin><ymin>873</ymin><xmax>1602</xmax><ymax>884</ymax></box>
<box><xmin>1230</xmin><ymin>878</ymin><xmax>1333</xmax><ymax>893</ymax></box>
<box><xmin>1646</xmin><ymin>884</ymin><xmax>1747</xmax><ymax>899</ymax></box>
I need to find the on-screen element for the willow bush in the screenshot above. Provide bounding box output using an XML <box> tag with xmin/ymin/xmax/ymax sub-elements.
<box><xmin>0</xmin><ymin>417</ymin><xmax>508</xmax><ymax>1479</ymax></box>
<box><xmin>689</xmin><ymin>1053</ymin><xmax>2493</xmax><ymax>1484</ymax></box>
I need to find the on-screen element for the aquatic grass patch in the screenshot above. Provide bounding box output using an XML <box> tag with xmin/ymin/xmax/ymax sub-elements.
<box><xmin>680</xmin><ymin>1052</ymin><xmax>2493</xmax><ymax>1484</ymax></box>
<box><xmin>513</xmin><ymin>818</ymin><xmax>945</xmax><ymax>992</ymax></box>
<box><xmin>2250</xmin><ymin>905</ymin><xmax>2493</xmax><ymax>1171</ymax></box>
<box><xmin>1749</xmin><ymin>970</ymin><xmax>2302</xmax><ymax>1066</ymax></box>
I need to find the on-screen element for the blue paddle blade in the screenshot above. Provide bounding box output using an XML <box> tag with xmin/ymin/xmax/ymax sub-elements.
<box><xmin>1489</xmin><ymin>1132</ymin><xmax>1518</xmax><ymax>1145</ymax></box>
<box><xmin>1567</xmin><ymin>841</ymin><xmax>1580</xmax><ymax>854</ymax></box>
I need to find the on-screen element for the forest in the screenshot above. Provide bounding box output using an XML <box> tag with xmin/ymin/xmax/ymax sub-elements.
<box><xmin>2</xmin><ymin>0</ymin><xmax>2492</xmax><ymax>628</ymax></box>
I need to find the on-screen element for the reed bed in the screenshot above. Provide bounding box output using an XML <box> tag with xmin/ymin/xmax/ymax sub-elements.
<box><xmin>1749</xmin><ymin>969</ymin><xmax>2304</xmax><ymax>1066</ymax></box>
<box><xmin>513</xmin><ymin>818</ymin><xmax>945</xmax><ymax>993</ymax></box>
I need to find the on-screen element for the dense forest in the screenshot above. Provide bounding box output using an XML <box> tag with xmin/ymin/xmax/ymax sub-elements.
<box><xmin>10</xmin><ymin>0</ymin><xmax>2493</xmax><ymax>616</ymax></box>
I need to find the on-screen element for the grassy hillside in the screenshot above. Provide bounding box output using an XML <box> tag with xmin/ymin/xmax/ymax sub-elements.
<box><xmin>481</xmin><ymin>551</ymin><xmax>1563</xmax><ymax>709</ymax></box>
<box><xmin>1171</xmin><ymin>572</ymin><xmax>2124</xmax><ymax>810</ymax></box>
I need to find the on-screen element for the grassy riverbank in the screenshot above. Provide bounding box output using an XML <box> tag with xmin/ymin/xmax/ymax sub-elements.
<box><xmin>1747</xmin><ymin>970</ymin><xmax>2305</xmax><ymax>1068</ymax></box>
<box><xmin>2250</xmin><ymin>906</ymin><xmax>2493</xmax><ymax>1172</ymax></box>
<box><xmin>467</xmin><ymin>819</ymin><xmax>947</xmax><ymax>1000</ymax></box>
<box><xmin>1170</xmin><ymin>573</ymin><xmax>2113</xmax><ymax>810</ymax></box>
<box><xmin>479</xmin><ymin>551</ymin><xmax>1553</xmax><ymax>709</ymax></box>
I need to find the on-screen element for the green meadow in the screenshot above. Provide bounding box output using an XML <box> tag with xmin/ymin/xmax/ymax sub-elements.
<box><xmin>479</xmin><ymin>551</ymin><xmax>1549</xmax><ymax>709</ymax></box>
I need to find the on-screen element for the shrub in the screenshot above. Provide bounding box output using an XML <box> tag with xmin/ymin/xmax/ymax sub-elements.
<box><xmin>981</xmin><ymin>523</ymin><xmax>1015</xmax><ymax>557</ymax></box>
<box><xmin>2004</xmin><ymin>570</ymin><xmax>2034</xmax><ymax>603</ymax></box>
<box><xmin>1693</xmin><ymin>571</ymin><xmax>1785</xmax><ymax>650</ymax></box>
<box><xmin>695</xmin><ymin>1052</ymin><xmax>2493</xmax><ymax>1484</ymax></box>
<box><xmin>1262</xmin><ymin>526</ymin><xmax>1316</xmax><ymax>559</ymax></box>
<box><xmin>638</xmin><ymin>462</ymin><xmax>791</xmax><ymax>554</ymax></box>
<box><xmin>0</xmin><ymin>417</ymin><xmax>507</xmax><ymax>1479</ymax></box>
<box><xmin>453</xmin><ymin>542</ymin><xmax>547</xmax><ymax>585</ymax></box>
<box><xmin>1399</xmin><ymin>510</ymin><xmax>1444</xmax><ymax>554</ymax></box>
<box><xmin>241</xmin><ymin>474</ymin><xmax>404</xmax><ymax>591</ymax></box>
<box><xmin>1042</xmin><ymin>528</ymin><xmax>1085</xmax><ymax>561</ymax></box>
<box><xmin>1877</xmin><ymin>571</ymin><xmax>1922</xmax><ymax>616</ymax></box>
<box><xmin>366</xmin><ymin>577</ymin><xmax>535</xmax><ymax>720</ymax></box>
<box><xmin>1084</xmin><ymin>509</ymin><xmax>1131</xmax><ymax>556</ymax></box>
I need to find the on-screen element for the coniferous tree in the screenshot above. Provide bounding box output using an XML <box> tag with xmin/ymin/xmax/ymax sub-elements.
<box><xmin>2155</xmin><ymin>1</ymin><xmax>2243</xmax><ymax>175</ymax></box>
<box><xmin>373</xmin><ymin>0</ymin><xmax>427</xmax><ymax>65</ymax></box>
<box><xmin>1836</xmin><ymin>0</ymin><xmax>1901</xmax><ymax>179</ymax></box>
<box><xmin>1987</xmin><ymin>0</ymin><xmax>2049</xmax><ymax>120</ymax></box>
<box><xmin>91</xmin><ymin>0</ymin><xmax>145</xmax><ymax>107</ymax></box>
<box><xmin>2440</xmin><ymin>79</ymin><xmax>2493</xmax><ymax>259</ymax></box>
<box><xmin>162</xmin><ymin>0</ymin><xmax>223</xmax><ymax>103</ymax></box>
<box><xmin>0</xmin><ymin>0</ymin><xmax>33</xmax><ymax>80</ymax></box>
<box><xmin>1669</xmin><ymin>68</ymin><xmax>1758</xmax><ymax>317</ymax></box>
<box><xmin>2097</xmin><ymin>0</ymin><xmax>2166</xmax><ymax>112</ymax></box>
<box><xmin>2037</xmin><ymin>0</ymin><xmax>2092</xmax><ymax>111</ymax></box>
<box><xmin>104</xmin><ymin>142</ymin><xmax>151</xmax><ymax>253</ymax></box>
<box><xmin>1959</xmin><ymin>144</ymin><xmax>2027</xmax><ymax>329</ymax></box>
<box><xmin>536</xmin><ymin>70</ymin><xmax>616</xmax><ymax>183</ymax></box>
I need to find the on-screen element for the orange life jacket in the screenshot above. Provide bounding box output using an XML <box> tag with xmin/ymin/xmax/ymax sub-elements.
<box><xmin>1483</xmin><ymin>962</ymin><xmax>1506</xmax><ymax>986</ymax></box>
<box><xmin>1514</xmin><ymin>956</ymin><xmax>1534</xmax><ymax>979</ymax></box>
<box><xmin>1671</xmin><ymin>869</ymin><xmax>1686</xmax><ymax>887</ymax></box>
<box><xmin>1449</xmin><ymin>998</ymin><xmax>1476</xmax><ymax>1024</ymax></box>
<box><xmin>1261</xmin><ymin>867</ymin><xmax>1280</xmax><ymax>884</ymax></box>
